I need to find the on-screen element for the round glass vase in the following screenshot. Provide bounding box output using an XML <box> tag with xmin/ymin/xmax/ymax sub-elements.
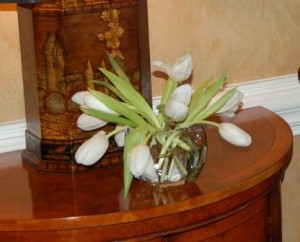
<box><xmin>143</xmin><ymin>124</ymin><xmax>207</xmax><ymax>187</ymax></box>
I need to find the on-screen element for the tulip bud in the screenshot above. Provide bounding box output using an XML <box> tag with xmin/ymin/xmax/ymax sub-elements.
<box><xmin>129</xmin><ymin>144</ymin><xmax>150</xmax><ymax>177</ymax></box>
<box><xmin>114</xmin><ymin>125</ymin><xmax>126</xmax><ymax>147</ymax></box>
<box><xmin>170</xmin><ymin>53</ymin><xmax>193</xmax><ymax>82</ymax></box>
<box><xmin>171</xmin><ymin>84</ymin><xmax>193</xmax><ymax>105</ymax></box>
<box><xmin>217</xmin><ymin>105</ymin><xmax>239</xmax><ymax>118</ymax></box>
<box><xmin>75</xmin><ymin>131</ymin><xmax>109</xmax><ymax>166</ymax></box>
<box><xmin>165</xmin><ymin>99</ymin><xmax>189</xmax><ymax>122</ymax></box>
<box><xmin>208</xmin><ymin>90</ymin><xmax>243</xmax><ymax>118</ymax></box>
<box><xmin>83</xmin><ymin>92</ymin><xmax>118</xmax><ymax>115</ymax></box>
<box><xmin>77</xmin><ymin>113</ymin><xmax>107</xmax><ymax>131</ymax></box>
<box><xmin>129</xmin><ymin>145</ymin><xmax>158</xmax><ymax>182</ymax></box>
<box><xmin>217</xmin><ymin>91</ymin><xmax>243</xmax><ymax>116</ymax></box>
<box><xmin>152</xmin><ymin>53</ymin><xmax>193</xmax><ymax>82</ymax></box>
<box><xmin>71</xmin><ymin>91</ymin><xmax>89</xmax><ymax>106</ymax></box>
<box><xmin>143</xmin><ymin>158</ymin><xmax>159</xmax><ymax>182</ymax></box>
<box><xmin>218</xmin><ymin>123</ymin><xmax>251</xmax><ymax>147</ymax></box>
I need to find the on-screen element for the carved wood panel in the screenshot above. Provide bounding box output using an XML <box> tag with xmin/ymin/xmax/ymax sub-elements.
<box><xmin>18</xmin><ymin>0</ymin><xmax>151</xmax><ymax>172</ymax></box>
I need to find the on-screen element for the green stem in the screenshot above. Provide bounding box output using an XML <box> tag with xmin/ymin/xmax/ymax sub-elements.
<box><xmin>106</xmin><ymin>125</ymin><xmax>128</xmax><ymax>139</ymax></box>
<box><xmin>154</xmin><ymin>131</ymin><xmax>179</xmax><ymax>170</ymax></box>
<box><xmin>173</xmin><ymin>155</ymin><xmax>187</xmax><ymax>176</ymax></box>
<box><xmin>174</xmin><ymin>137</ymin><xmax>191</xmax><ymax>151</ymax></box>
<box><xmin>160</xmin><ymin>157</ymin><xmax>169</xmax><ymax>182</ymax></box>
<box><xmin>144</xmin><ymin>131</ymin><xmax>156</xmax><ymax>145</ymax></box>
<box><xmin>177</xmin><ymin>120</ymin><xmax>221</xmax><ymax>129</ymax></box>
<box><xmin>167</xmin><ymin>159</ymin><xmax>175</xmax><ymax>180</ymax></box>
<box><xmin>160</xmin><ymin>78</ymin><xmax>177</xmax><ymax>107</ymax></box>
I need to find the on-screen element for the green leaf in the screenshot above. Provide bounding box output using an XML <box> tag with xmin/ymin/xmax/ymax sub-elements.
<box><xmin>99</xmin><ymin>68</ymin><xmax>161</xmax><ymax>128</ymax></box>
<box><xmin>123</xmin><ymin>125</ymin><xmax>150</xmax><ymax>198</ymax></box>
<box><xmin>189</xmin><ymin>76</ymin><xmax>213</xmax><ymax>106</ymax></box>
<box><xmin>89</xmin><ymin>89</ymin><xmax>148</xmax><ymax>127</ymax></box>
<box><xmin>193</xmin><ymin>87</ymin><xmax>237</xmax><ymax>121</ymax></box>
<box><xmin>185</xmin><ymin>73</ymin><xmax>227</xmax><ymax>122</ymax></box>
<box><xmin>82</xmin><ymin>107</ymin><xmax>136</xmax><ymax>127</ymax></box>
<box><xmin>93</xmin><ymin>80</ymin><xmax>129</xmax><ymax>103</ymax></box>
<box><xmin>107</xmin><ymin>53</ymin><xmax>131</xmax><ymax>83</ymax></box>
<box><xmin>159</xmin><ymin>78</ymin><xmax>177</xmax><ymax>107</ymax></box>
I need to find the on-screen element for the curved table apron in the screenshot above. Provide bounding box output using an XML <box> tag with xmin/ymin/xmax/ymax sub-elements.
<box><xmin>0</xmin><ymin>107</ymin><xmax>293</xmax><ymax>241</ymax></box>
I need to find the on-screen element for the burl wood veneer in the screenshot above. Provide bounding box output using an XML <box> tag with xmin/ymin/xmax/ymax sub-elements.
<box><xmin>17</xmin><ymin>0</ymin><xmax>151</xmax><ymax>172</ymax></box>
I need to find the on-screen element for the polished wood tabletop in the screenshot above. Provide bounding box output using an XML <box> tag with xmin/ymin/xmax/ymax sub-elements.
<box><xmin>0</xmin><ymin>107</ymin><xmax>293</xmax><ymax>241</ymax></box>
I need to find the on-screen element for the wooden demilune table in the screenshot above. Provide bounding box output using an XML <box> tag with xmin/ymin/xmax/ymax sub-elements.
<box><xmin>0</xmin><ymin>107</ymin><xmax>293</xmax><ymax>241</ymax></box>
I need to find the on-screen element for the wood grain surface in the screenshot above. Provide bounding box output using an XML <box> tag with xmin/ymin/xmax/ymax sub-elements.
<box><xmin>0</xmin><ymin>107</ymin><xmax>293</xmax><ymax>241</ymax></box>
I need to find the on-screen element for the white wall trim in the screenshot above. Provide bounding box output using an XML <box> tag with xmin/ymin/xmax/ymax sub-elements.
<box><xmin>233</xmin><ymin>74</ymin><xmax>300</xmax><ymax>136</ymax></box>
<box><xmin>1</xmin><ymin>74</ymin><xmax>300</xmax><ymax>153</ymax></box>
<box><xmin>153</xmin><ymin>73</ymin><xmax>300</xmax><ymax>135</ymax></box>
<box><xmin>0</xmin><ymin>120</ymin><xmax>26</xmax><ymax>153</ymax></box>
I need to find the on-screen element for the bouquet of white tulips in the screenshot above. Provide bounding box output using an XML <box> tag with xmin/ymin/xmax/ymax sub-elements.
<box><xmin>72</xmin><ymin>53</ymin><xmax>251</xmax><ymax>198</ymax></box>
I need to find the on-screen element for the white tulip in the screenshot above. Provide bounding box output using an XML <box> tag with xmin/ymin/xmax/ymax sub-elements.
<box><xmin>83</xmin><ymin>92</ymin><xmax>118</xmax><ymax>115</ymax></box>
<box><xmin>143</xmin><ymin>157</ymin><xmax>159</xmax><ymax>182</ymax></box>
<box><xmin>171</xmin><ymin>84</ymin><xmax>193</xmax><ymax>105</ymax></box>
<box><xmin>71</xmin><ymin>91</ymin><xmax>89</xmax><ymax>106</ymax></box>
<box><xmin>152</xmin><ymin>53</ymin><xmax>193</xmax><ymax>82</ymax></box>
<box><xmin>129</xmin><ymin>144</ymin><xmax>150</xmax><ymax>177</ymax></box>
<box><xmin>129</xmin><ymin>145</ymin><xmax>158</xmax><ymax>182</ymax></box>
<box><xmin>208</xmin><ymin>90</ymin><xmax>243</xmax><ymax>118</ymax></box>
<box><xmin>114</xmin><ymin>125</ymin><xmax>126</xmax><ymax>147</ymax></box>
<box><xmin>217</xmin><ymin>105</ymin><xmax>239</xmax><ymax>118</ymax></box>
<box><xmin>218</xmin><ymin>123</ymin><xmax>252</xmax><ymax>147</ymax></box>
<box><xmin>217</xmin><ymin>91</ymin><xmax>243</xmax><ymax>117</ymax></box>
<box><xmin>75</xmin><ymin>131</ymin><xmax>109</xmax><ymax>166</ymax></box>
<box><xmin>169</xmin><ymin>166</ymin><xmax>182</xmax><ymax>182</ymax></box>
<box><xmin>165</xmin><ymin>99</ymin><xmax>189</xmax><ymax>122</ymax></box>
<box><xmin>77</xmin><ymin>113</ymin><xmax>107</xmax><ymax>131</ymax></box>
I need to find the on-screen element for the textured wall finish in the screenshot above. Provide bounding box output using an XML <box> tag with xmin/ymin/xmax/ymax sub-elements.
<box><xmin>1</xmin><ymin>1</ymin><xmax>300</xmax><ymax>120</ymax></box>
<box><xmin>0</xmin><ymin>8</ymin><xmax>24</xmax><ymax>123</ymax></box>
<box><xmin>148</xmin><ymin>0</ymin><xmax>300</xmax><ymax>96</ymax></box>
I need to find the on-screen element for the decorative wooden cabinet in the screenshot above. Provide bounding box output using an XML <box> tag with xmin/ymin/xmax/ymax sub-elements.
<box><xmin>17</xmin><ymin>0</ymin><xmax>151</xmax><ymax>173</ymax></box>
<box><xmin>0</xmin><ymin>107</ymin><xmax>293</xmax><ymax>241</ymax></box>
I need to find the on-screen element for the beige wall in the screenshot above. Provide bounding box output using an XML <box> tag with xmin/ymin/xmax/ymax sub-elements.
<box><xmin>1</xmin><ymin>1</ymin><xmax>300</xmax><ymax>121</ymax></box>
<box><xmin>148</xmin><ymin>0</ymin><xmax>300</xmax><ymax>96</ymax></box>
<box><xmin>0</xmin><ymin>5</ymin><xmax>24</xmax><ymax>123</ymax></box>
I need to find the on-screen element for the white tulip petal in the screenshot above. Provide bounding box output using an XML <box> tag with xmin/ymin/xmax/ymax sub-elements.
<box><xmin>217</xmin><ymin>91</ymin><xmax>243</xmax><ymax>113</ymax></box>
<box><xmin>218</xmin><ymin>123</ymin><xmax>252</xmax><ymax>147</ymax></box>
<box><xmin>217</xmin><ymin>105</ymin><xmax>239</xmax><ymax>118</ymax></box>
<box><xmin>114</xmin><ymin>125</ymin><xmax>126</xmax><ymax>147</ymax></box>
<box><xmin>171</xmin><ymin>84</ymin><xmax>193</xmax><ymax>105</ymax></box>
<box><xmin>142</xmin><ymin>158</ymin><xmax>159</xmax><ymax>182</ymax></box>
<box><xmin>165</xmin><ymin>99</ymin><xmax>189</xmax><ymax>122</ymax></box>
<box><xmin>170</xmin><ymin>53</ymin><xmax>193</xmax><ymax>82</ymax></box>
<box><xmin>71</xmin><ymin>91</ymin><xmax>89</xmax><ymax>106</ymax></box>
<box><xmin>152</xmin><ymin>60</ymin><xmax>171</xmax><ymax>73</ymax></box>
<box><xmin>217</xmin><ymin>111</ymin><xmax>236</xmax><ymax>118</ymax></box>
<box><xmin>75</xmin><ymin>131</ymin><xmax>109</xmax><ymax>166</ymax></box>
<box><xmin>83</xmin><ymin>93</ymin><xmax>118</xmax><ymax>115</ymax></box>
<box><xmin>77</xmin><ymin>113</ymin><xmax>107</xmax><ymax>131</ymax></box>
<box><xmin>129</xmin><ymin>144</ymin><xmax>152</xmax><ymax>177</ymax></box>
<box><xmin>207</xmin><ymin>90</ymin><xmax>243</xmax><ymax>117</ymax></box>
<box><xmin>152</xmin><ymin>53</ymin><xmax>193</xmax><ymax>82</ymax></box>
<box><xmin>169</xmin><ymin>167</ymin><xmax>181</xmax><ymax>182</ymax></box>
